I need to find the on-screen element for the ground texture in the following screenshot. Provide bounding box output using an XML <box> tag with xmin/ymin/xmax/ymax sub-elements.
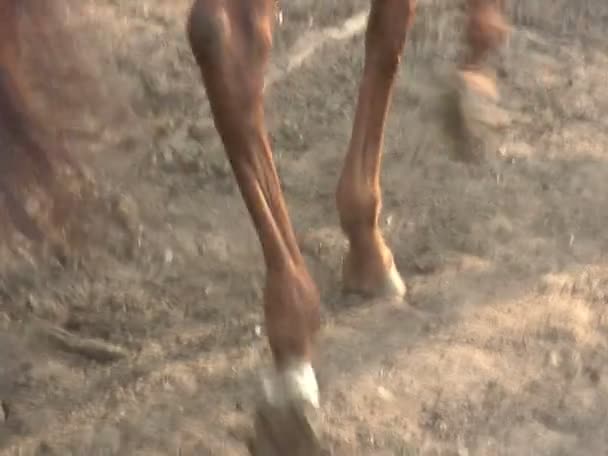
<box><xmin>2</xmin><ymin>0</ymin><xmax>608</xmax><ymax>454</ymax></box>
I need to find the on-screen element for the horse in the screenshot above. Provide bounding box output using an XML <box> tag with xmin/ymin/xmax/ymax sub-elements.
<box><xmin>0</xmin><ymin>0</ymin><xmax>509</xmax><ymax>452</ymax></box>
<box><xmin>186</xmin><ymin>1</ymin><xmax>508</xmax><ymax>451</ymax></box>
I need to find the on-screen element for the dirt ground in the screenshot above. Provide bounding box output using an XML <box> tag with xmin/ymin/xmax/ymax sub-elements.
<box><xmin>2</xmin><ymin>0</ymin><xmax>608</xmax><ymax>454</ymax></box>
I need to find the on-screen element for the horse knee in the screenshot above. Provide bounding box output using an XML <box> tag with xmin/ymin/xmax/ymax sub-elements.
<box><xmin>187</xmin><ymin>0</ymin><xmax>231</xmax><ymax>63</ymax></box>
<box><xmin>187</xmin><ymin>0</ymin><xmax>272</xmax><ymax>66</ymax></box>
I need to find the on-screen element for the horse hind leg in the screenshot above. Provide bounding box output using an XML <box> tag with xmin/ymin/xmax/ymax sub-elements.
<box><xmin>335</xmin><ymin>0</ymin><xmax>414</xmax><ymax>301</ymax></box>
<box><xmin>187</xmin><ymin>0</ymin><xmax>322</xmax><ymax>419</ymax></box>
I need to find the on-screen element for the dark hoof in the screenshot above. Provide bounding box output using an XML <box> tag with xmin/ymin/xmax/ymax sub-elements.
<box><xmin>246</xmin><ymin>400</ymin><xmax>326</xmax><ymax>456</ymax></box>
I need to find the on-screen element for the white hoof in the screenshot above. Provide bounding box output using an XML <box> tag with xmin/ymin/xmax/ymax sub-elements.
<box><xmin>382</xmin><ymin>262</ymin><xmax>407</xmax><ymax>300</ymax></box>
<box><xmin>261</xmin><ymin>361</ymin><xmax>320</xmax><ymax>409</ymax></box>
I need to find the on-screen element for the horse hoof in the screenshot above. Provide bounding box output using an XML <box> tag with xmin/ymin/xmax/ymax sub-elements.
<box><xmin>381</xmin><ymin>262</ymin><xmax>407</xmax><ymax>302</ymax></box>
<box><xmin>247</xmin><ymin>395</ymin><xmax>325</xmax><ymax>456</ymax></box>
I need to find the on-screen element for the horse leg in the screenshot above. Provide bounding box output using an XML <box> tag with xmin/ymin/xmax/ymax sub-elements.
<box><xmin>336</xmin><ymin>0</ymin><xmax>414</xmax><ymax>299</ymax></box>
<box><xmin>187</xmin><ymin>0</ymin><xmax>321</xmax><ymax>412</ymax></box>
<box><xmin>441</xmin><ymin>0</ymin><xmax>510</xmax><ymax>161</ymax></box>
<box><xmin>460</xmin><ymin>0</ymin><xmax>510</xmax><ymax>98</ymax></box>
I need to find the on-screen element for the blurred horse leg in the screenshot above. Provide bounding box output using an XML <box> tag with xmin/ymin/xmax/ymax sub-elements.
<box><xmin>461</xmin><ymin>0</ymin><xmax>510</xmax><ymax>98</ymax></box>
<box><xmin>0</xmin><ymin>0</ymin><xmax>83</xmax><ymax>240</ymax></box>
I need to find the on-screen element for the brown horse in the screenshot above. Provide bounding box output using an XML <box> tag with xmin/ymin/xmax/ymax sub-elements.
<box><xmin>1</xmin><ymin>0</ymin><xmax>508</xmax><ymax>452</ymax></box>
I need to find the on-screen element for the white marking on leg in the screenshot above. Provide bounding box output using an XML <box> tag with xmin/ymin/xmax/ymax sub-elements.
<box><xmin>385</xmin><ymin>261</ymin><xmax>407</xmax><ymax>299</ymax></box>
<box><xmin>262</xmin><ymin>361</ymin><xmax>320</xmax><ymax>409</ymax></box>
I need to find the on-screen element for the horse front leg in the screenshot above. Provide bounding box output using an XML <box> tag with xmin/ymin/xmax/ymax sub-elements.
<box><xmin>187</xmin><ymin>0</ymin><xmax>323</xmax><ymax>453</ymax></box>
<box><xmin>336</xmin><ymin>0</ymin><xmax>414</xmax><ymax>301</ymax></box>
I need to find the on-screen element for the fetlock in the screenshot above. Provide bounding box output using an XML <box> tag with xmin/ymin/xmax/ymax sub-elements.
<box><xmin>341</xmin><ymin>229</ymin><xmax>406</xmax><ymax>299</ymax></box>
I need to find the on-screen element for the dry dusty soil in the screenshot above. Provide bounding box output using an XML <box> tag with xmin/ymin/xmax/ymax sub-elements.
<box><xmin>2</xmin><ymin>0</ymin><xmax>608</xmax><ymax>454</ymax></box>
